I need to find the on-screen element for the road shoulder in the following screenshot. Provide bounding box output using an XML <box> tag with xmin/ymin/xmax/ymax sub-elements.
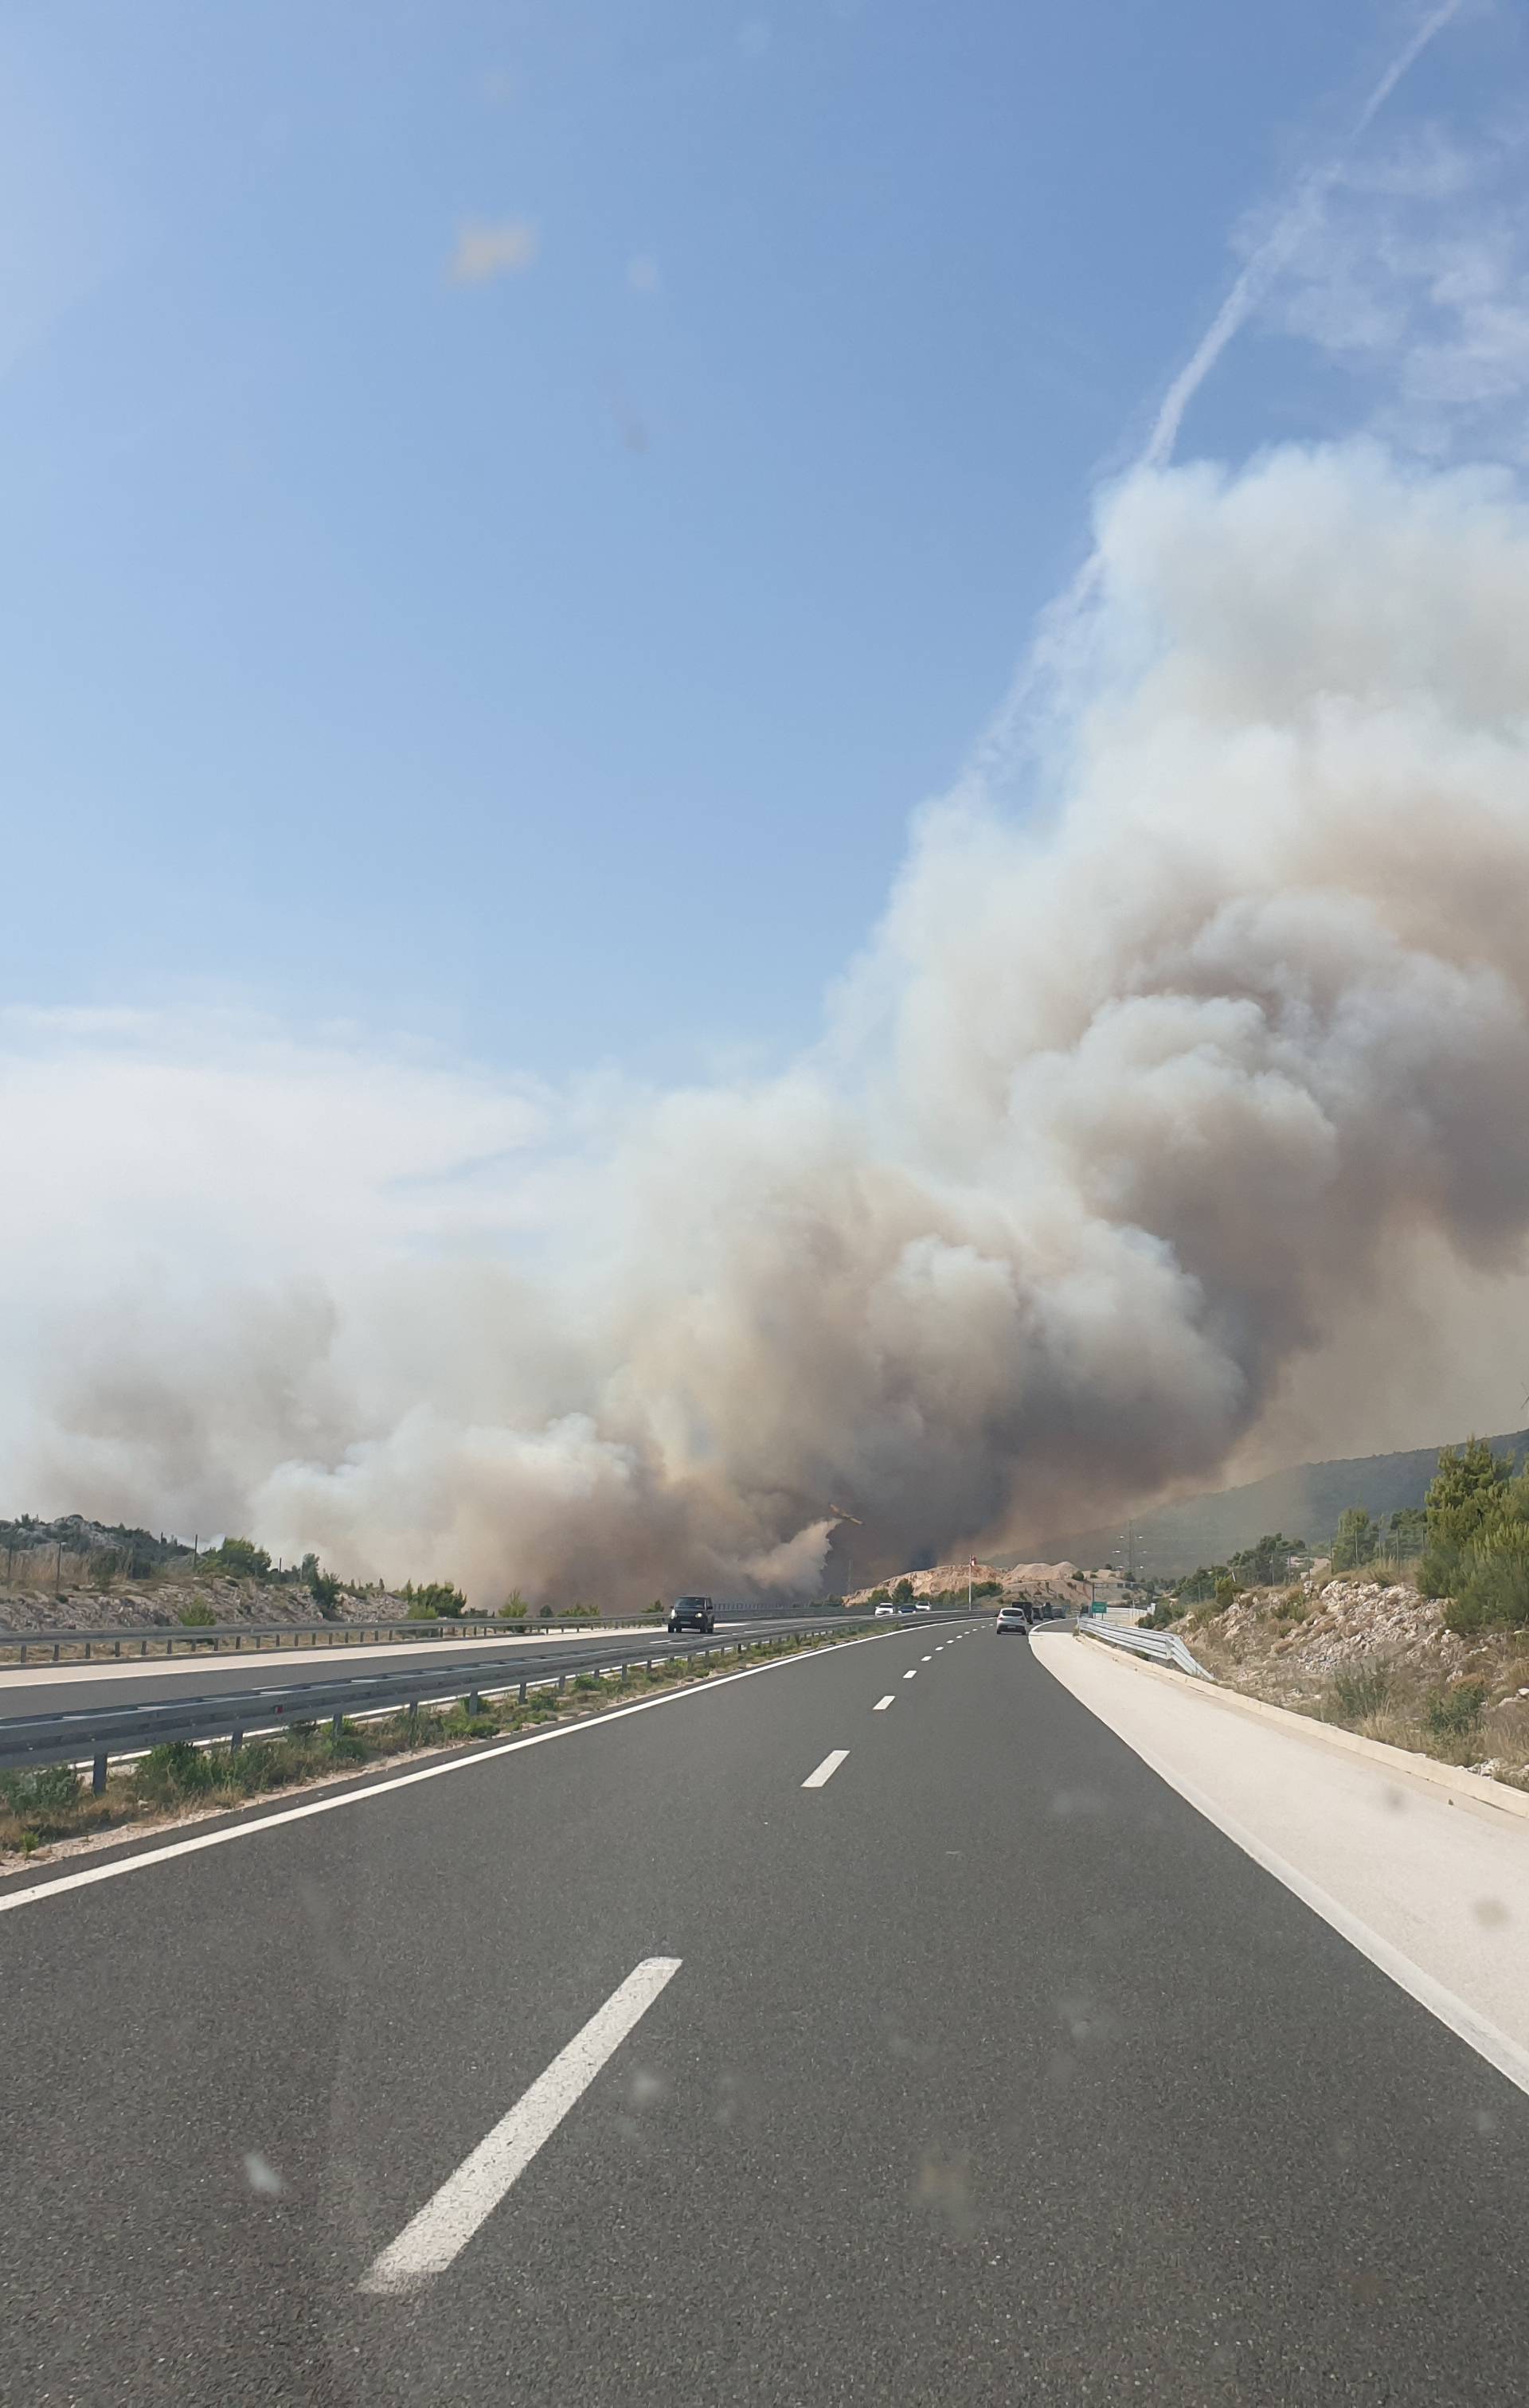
<box><xmin>1033</xmin><ymin>1627</ymin><xmax>1529</xmax><ymax>2064</ymax></box>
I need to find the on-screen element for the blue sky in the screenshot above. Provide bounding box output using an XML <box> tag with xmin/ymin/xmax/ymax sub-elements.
<box><xmin>0</xmin><ymin>0</ymin><xmax>1515</xmax><ymax>1085</ymax></box>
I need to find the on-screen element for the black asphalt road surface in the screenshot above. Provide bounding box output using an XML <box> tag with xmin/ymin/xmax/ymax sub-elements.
<box><xmin>4</xmin><ymin>1620</ymin><xmax>1527</xmax><ymax>2406</ymax></box>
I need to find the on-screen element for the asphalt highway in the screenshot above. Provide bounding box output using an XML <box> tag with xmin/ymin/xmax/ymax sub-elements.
<box><xmin>4</xmin><ymin>1620</ymin><xmax>1528</xmax><ymax>2406</ymax></box>
<box><xmin>0</xmin><ymin>1616</ymin><xmax>863</xmax><ymax>1720</ymax></box>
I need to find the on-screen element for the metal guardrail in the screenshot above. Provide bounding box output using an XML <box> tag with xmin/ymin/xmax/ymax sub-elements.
<box><xmin>0</xmin><ymin>1601</ymin><xmax>880</xmax><ymax>1666</ymax></box>
<box><xmin>1077</xmin><ymin>1620</ymin><xmax>1214</xmax><ymax>1679</ymax></box>
<box><xmin>0</xmin><ymin>1616</ymin><xmax>867</xmax><ymax>1793</ymax></box>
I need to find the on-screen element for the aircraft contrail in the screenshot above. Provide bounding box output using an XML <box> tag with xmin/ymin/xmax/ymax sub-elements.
<box><xmin>974</xmin><ymin>0</ymin><xmax>1467</xmax><ymax>785</ymax></box>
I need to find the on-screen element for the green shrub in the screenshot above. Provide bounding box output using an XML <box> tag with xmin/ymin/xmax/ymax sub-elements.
<box><xmin>892</xmin><ymin>1577</ymin><xmax>914</xmax><ymax>1605</ymax></box>
<box><xmin>177</xmin><ymin>1597</ymin><xmax>217</xmax><ymax>1628</ymax></box>
<box><xmin>1426</xmin><ymin>1678</ymin><xmax>1488</xmax><ymax>1737</ymax></box>
<box><xmin>230</xmin><ymin>1742</ymin><xmax>290</xmax><ymax>1792</ymax></box>
<box><xmin>1417</xmin><ymin>1546</ymin><xmax>1462</xmax><ymax>1601</ymax></box>
<box><xmin>1273</xmin><ymin>1589</ymin><xmax>1308</xmax><ymax>1622</ymax></box>
<box><xmin>438</xmin><ymin>1708</ymin><xmax>498</xmax><ymax>1741</ymax></box>
<box><xmin>1327</xmin><ymin>1666</ymin><xmax>1394</xmax><ymax>1723</ymax></box>
<box><xmin>499</xmin><ymin>1591</ymin><xmax>529</xmax><ymax>1620</ymax></box>
<box><xmin>1213</xmin><ymin>1575</ymin><xmax>1236</xmax><ymax>1609</ymax></box>
<box><xmin>0</xmin><ymin>1762</ymin><xmax>81</xmax><ymax>1813</ymax></box>
<box><xmin>1425</xmin><ymin>1438</ymin><xmax>1515</xmax><ymax>1553</ymax></box>
<box><xmin>403</xmin><ymin>1581</ymin><xmax>467</xmax><ymax>1620</ymax></box>
<box><xmin>135</xmin><ymin>1741</ymin><xmax>217</xmax><ymax>1801</ymax></box>
<box><xmin>203</xmin><ymin>1537</ymin><xmax>272</xmax><ymax>1579</ymax></box>
<box><xmin>1445</xmin><ymin>1542</ymin><xmax>1529</xmax><ymax>1632</ymax></box>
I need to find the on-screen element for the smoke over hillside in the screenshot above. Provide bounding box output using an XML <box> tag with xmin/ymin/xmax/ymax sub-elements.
<box><xmin>8</xmin><ymin>441</ymin><xmax>1529</xmax><ymax>1600</ymax></box>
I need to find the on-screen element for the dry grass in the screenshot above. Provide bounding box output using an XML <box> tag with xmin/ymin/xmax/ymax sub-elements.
<box><xmin>1182</xmin><ymin>1577</ymin><xmax>1529</xmax><ymax>1792</ymax></box>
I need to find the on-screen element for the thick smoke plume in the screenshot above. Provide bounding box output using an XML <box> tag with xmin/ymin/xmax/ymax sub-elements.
<box><xmin>9</xmin><ymin>441</ymin><xmax>1529</xmax><ymax>1599</ymax></box>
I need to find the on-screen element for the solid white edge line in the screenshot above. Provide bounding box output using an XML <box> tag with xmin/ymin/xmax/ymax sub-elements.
<box><xmin>1051</xmin><ymin>1689</ymin><xmax>1529</xmax><ymax>2104</ymax></box>
<box><xmin>0</xmin><ymin>1631</ymin><xmax>896</xmax><ymax>1917</ymax></box>
<box><xmin>359</xmin><ymin>1956</ymin><xmax>681</xmax><ymax>2293</ymax></box>
<box><xmin>802</xmin><ymin>1749</ymin><xmax>849</xmax><ymax>1788</ymax></box>
<box><xmin>872</xmin><ymin>1696</ymin><xmax>894</xmax><ymax>1711</ymax></box>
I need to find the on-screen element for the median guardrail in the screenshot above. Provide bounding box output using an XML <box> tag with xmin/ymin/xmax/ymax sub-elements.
<box><xmin>1077</xmin><ymin>1620</ymin><xmax>1214</xmax><ymax>1680</ymax></box>
<box><xmin>0</xmin><ymin>1616</ymin><xmax>671</xmax><ymax>1666</ymax></box>
<box><xmin>0</xmin><ymin>1615</ymin><xmax>870</xmax><ymax>1794</ymax></box>
<box><xmin>0</xmin><ymin>1599</ymin><xmax>885</xmax><ymax>1667</ymax></box>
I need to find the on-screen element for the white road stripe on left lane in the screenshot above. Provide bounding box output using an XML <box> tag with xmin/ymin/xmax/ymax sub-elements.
<box><xmin>359</xmin><ymin>1956</ymin><xmax>682</xmax><ymax>2293</ymax></box>
<box><xmin>802</xmin><ymin>1749</ymin><xmax>849</xmax><ymax>1788</ymax></box>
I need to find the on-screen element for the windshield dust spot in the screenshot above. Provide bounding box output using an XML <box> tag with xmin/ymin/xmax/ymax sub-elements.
<box><xmin>915</xmin><ymin>2148</ymin><xmax>976</xmax><ymax>2239</ymax></box>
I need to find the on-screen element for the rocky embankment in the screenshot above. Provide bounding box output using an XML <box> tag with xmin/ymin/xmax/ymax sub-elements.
<box><xmin>1178</xmin><ymin>1574</ymin><xmax>1529</xmax><ymax>1790</ymax></box>
<box><xmin>0</xmin><ymin>1573</ymin><xmax>409</xmax><ymax>1636</ymax></box>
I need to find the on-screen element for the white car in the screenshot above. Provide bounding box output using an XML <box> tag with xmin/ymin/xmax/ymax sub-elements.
<box><xmin>873</xmin><ymin>1603</ymin><xmax>897</xmax><ymax>1619</ymax></box>
<box><xmin>914</xmin><ymin>1601</ymin><xmax>932</xmax><ymax>1613</ymax></box>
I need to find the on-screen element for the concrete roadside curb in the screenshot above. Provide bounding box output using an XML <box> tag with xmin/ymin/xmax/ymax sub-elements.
<box><xmin>1050</xmin><ymin>1628</ymin><xmax>1529</xmax><ymax>1828</ymax></box>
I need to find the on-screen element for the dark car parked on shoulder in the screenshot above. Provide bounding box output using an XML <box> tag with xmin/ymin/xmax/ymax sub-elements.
<box><xmin>667</xmin><ymin>1594</ymin><xmax>716</xmax><ymax>1634</ymax></box>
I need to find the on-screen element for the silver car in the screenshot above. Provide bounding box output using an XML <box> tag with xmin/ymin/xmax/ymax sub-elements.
<box><xmin>995</xmin><ymin>1604</ymin><xmax>1031</xmax><ymax>1635</ymax></box>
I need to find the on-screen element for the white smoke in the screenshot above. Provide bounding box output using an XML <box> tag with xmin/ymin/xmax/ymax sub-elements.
<box><xmin>8</xmin><ymin>438</ymin><xmax>1529</xmax><ymax>1598</ymax></box>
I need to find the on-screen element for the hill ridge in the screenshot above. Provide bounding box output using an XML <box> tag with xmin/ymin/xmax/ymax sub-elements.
<box><xmin>1025</xmin><ymin>1425</ymin><xmax>1529</xmax><ymax>1579</ymax></box>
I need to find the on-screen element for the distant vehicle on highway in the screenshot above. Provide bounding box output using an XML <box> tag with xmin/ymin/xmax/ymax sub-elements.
<box><xmin>873</xmin><ymin>1604</ymin><xmax>897</xmax><ymax>1619</ymax></box>
<box><xmin>897</xmin><ymin>1601</ymin><xmax>920</xmax><ymax>1616</ymax></box>
<box><xmin>995</xmin><ymin>1604</ymin><xmax>1031</xmax><ymax>1635</ymax></box>
<box><xmin>914</xmin><ymin>1601</ymin><xmax>932</xmax><ymax>1612</ymax></box>
<box><xmin>667</xmin><ymin>1596</ymin><xmax>715</xmax><ymax>1634</ymax></box>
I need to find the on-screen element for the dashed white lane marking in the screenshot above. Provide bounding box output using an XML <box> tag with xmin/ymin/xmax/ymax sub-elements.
<box><xmin>921</xmin><ymin>1654</ymin><xmax>933</xmax><ymax>1662</ymax></box>
<box><xmin>903</xmin><ymin>1670</ymin><xmax>917</xmax><ymax>1680</ymax></box>
<box><xmin>802</xmin><ymin>1749</ymin><xmax>849</xmax><ymax>1788</ymax></box>
<box><xmin>358</xmin><ymin>1956</ymin><xmax>682</xmax><ymax>2293</ymax></box>
<box><xmin>873</xmin><ymin>1696</ymin><xmax>894</xmax><ymax>1712</ymax></box>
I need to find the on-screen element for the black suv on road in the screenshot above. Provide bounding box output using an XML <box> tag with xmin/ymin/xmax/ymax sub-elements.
<box><xmin>667</xmin><ymin>1595</ymin><xmax>716</xmax><ymax>1634</ymax></box>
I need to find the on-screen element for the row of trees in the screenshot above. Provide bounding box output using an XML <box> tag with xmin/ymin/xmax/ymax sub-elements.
<box><xmin>1175</xmin><ymin>1533</ymin><xmax>1307</xmax><ymax>1609</ymax></box>
<box><xmin>1311</xmin><ymin>1444</ymin><xmax>1529</xmax><ymax>1628</ymax></box>
<box><xmin>1160</xmin><ymin>1440</ymin><xmax>1529</xmax><ymax>1634</ymax></box>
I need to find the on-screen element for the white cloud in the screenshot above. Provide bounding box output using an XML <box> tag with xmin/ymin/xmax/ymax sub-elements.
<box><xmin>1259</xmin><ymin>111</ymin><xmax>1529</xmax><ymax>457</ymax></box>
<box><xmin>448</xmin><ymin>217</ymin><xmax>539</xmax><ymax>285</ymax></box>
